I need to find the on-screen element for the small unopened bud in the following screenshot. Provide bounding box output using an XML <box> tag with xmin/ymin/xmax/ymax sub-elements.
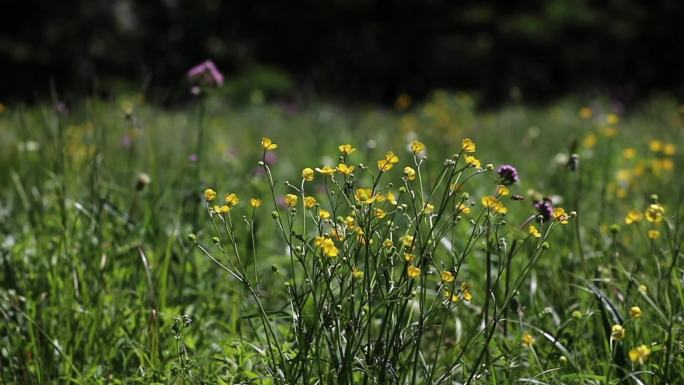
<box><xmin>460</xmin><ymin>192</ymin><xmax>469</xmax><ymax>200</ymax></box>
<box><xmin>650</xmin><ymin>194</ymin><xmax>659</xmax><ymax>204</ymax></box>
<box><xmin>486</xmin><ymin>164</ymin><xmax>494</xmax><ymax>171</ymax></box>
<box><xmin>212</xmin><ymin>236</ymin><xmax>220</xmax><ymax>244</ymax></box>
<box><xmin>188</xmin><ymin>233</ymin><xmax>197</xmax><ymax>242</ymax></box>
<box><xmin>271</xmin><ymin>265</ymin><xmax>278</xmax><ymax>272</ymax></box>
<box><xmin>399</xmin><ymin>186</ymin><xmax>407</xmax><ymax>193</ymax></box>
<box><xmin>610</xmin><ymin>224</ymin><xmax>620</xmax><ymax>234</ymax></box>
<box><xmin>258</xmin><ymin>161</ymin><xmax>265</xmax><ymax>166</ymax></box>
<box><xmin>136</xmin><ymin>172</ymin><xmax>151</xmax><ymax>191</ymax></box>
<box><xmin>271</xmin><ymin>211</ymin><xmax>279</xmax><ymax>219</ymax></box>
<box><xmin>541</xmin><ymin>242</ymin><xmax>550</xmax><ymax>249</ymax></box>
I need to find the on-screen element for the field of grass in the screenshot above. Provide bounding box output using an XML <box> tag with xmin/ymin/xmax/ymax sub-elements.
<box><xmin>1</xmin><ymin>92</ymin><xmax>683</xmax><ymax>384</ymax></box>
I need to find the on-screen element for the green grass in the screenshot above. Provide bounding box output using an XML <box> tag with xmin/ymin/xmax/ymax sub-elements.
<box><xmin>0</xmin><ymin>92</ymin><xmax>683</xmax><ymax>384</ymax></box>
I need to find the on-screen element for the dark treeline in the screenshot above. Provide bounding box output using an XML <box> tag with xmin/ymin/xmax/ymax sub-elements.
<box><xmin>2</xmin><ymin>0</ymin><xmax>683</xmax><ymax>104</ymax></box>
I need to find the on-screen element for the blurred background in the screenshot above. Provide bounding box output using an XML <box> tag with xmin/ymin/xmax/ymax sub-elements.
<box><xmin>2</xmin><ymin>0</ymin><xmax>684</xmax><ymax>105</ymax></box>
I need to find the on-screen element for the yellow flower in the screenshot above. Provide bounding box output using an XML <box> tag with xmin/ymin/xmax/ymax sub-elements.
<box><xmin>464</xmin><ymin>155</ymin><xmax>481</xmax><ymax>168</ymax></box>
<box><xmin>423</xmin><ymin>203</ymin><xmax>434</xmax><ymax>214</ymax></box>
<box><xmin>584</xmin><ymin>134</ymin><xmax>598</xmax><ymax>149</ymax></box>
<box><xmin>404</xmin><ymin>253</ymin><xmax>415</xmax><ymax>262</ymax></box>
<box><xmin>338</xmin><ymin>144</ymin><xmax>356</xmax><ymax>155</ymax></box>
<box><xmin>663</xmin><ymin>143</ymin><xmax>676</xmax><ymax>156</ymax></box>
<box><xmin>647</xmin><ymin>230</ymin><xmax>660</xmax><ymax>240</ymax></box>
<box><xmin>528</xmin><ymin>225</ymin><xmax>541</xmax><ymax>238</ymax></box>
<box><xmin>638</xmin><ymin>284</ymin><xmax>648</xmax><ymax>294</ymax></box>
<box><xmin>261</xmin><ymin>137</ymin><xmax>278</xmax><ymax>150</ymax></box>
<box><xmin>622</xmin><ymin>148</ymin><xmax>636</xmax><ymax>159</ymax></box>
<box><xmin>611</xmin><ymin>324</ymin><xmax>625</xmax><ymax>341</ymax></box>
<box><xmin>315</xmin><ymin>236</ymin><xmax>339</xmax><ymax>257</ymax></box>
<box><xmin>461</xmin><ymin>282</ymin><xmax>472</xmax><ymax>301</ymax></box>
<box><xmin>630</xmin><ymin>306</ymin><xmax>642</xmax><ymax>319</ymax></box>
<box><xmin>553</xmin><ymin>208</ymin><xmax>570</xmax><ymax>224</ymax></box>
<box><xmin>410</xmin><ymin>140</ymin><xmax>425</xmax><ymax>154</ymax></box>
<box><xmin>625</xmin><ymin>209</ymin><xmax>643</xmax><ymax>224</ymax></box>
<box><xmin>628</xmin><ymin>345</ymin><xmax>652</xmax><ymax>364</ymax></box>
<box><xmin>606</xmin><ymin>113</ymin><xmax>620</xmax><ymax>125</ymax></box>
<box><xmin>377</xmin><ymin>151</ymin><xmax>399</xmax><ymax>171</ymax></box>
<box><xmin>355</xmin><ymin>188</ymin><xmax>376</xmax><ymax>204</ymax></box>
<box><xmin>462</xmin><ymin>138</ymin><xmax>476</xmax><ymax>153</ymax></box>
<box><xmin>400</xmin><ymin>235</ymin><xmax>414</xmax><ymax>247</ymax></box>
<box><xmin>337</xmin><ymin>163</ymin><xmax>355</xmax><ymax>175</ymax></box>
<box><xmin>316</xmin><ymin>165</ymin><xmax>337</xmax><ymax>175</ymax></box>
<box><xmin>224</xmin><ymin>193</ymin><xmax>240</xmax><ymax>207</ymax></box>
<box><xmin>383</xmin><ymin>239</ymin><xmax>393</xmax><ymax>249</ymax></box>
<box><xmin>374</xmin><ymin>208</ymin><xmax>386</xmax><ymax>219</ymax></box>
<box><xmin>456</xmin><ymin>202</ymin><xmax>471</xmax><ymax>214</ymax></box>
<box><xmin>645</xmin><ymin>204</ymin><xmax>665</xmax><ymax>223</ymax></box>
<box><xmin>496</xmin><ymin>185</ymin><xmax>509</xmax><ymax>196</ymax></box>
<box><xmin>250</xmin><ymin>198</ymin><xmax>262</xmax><ymax>208</ymax></box>
<box><xmin>481</xmin><ymin>196</ymin><xmax>507</xmax><ymax>214</ymax></box>
<box><xmin>304</xmin><ymin>196</ymin><xmax>317</xmax><ymax>208</ymax></box>
<box><xmin>443</xmin><ymin>290</ymin><xmax>461</xmax><ymax>303</ymax></box>
<box><xmin>319</xmin><ymin>209</ymin><xmax>331</xmax><ymax>220</ymax></box>
<box><xmin>203</xmin><ymin>188</ymin><xmax>217</xmax><ymax>202</ymax></box>
<box><xmin>579</xmin><ymin>107</ymin><xmax>593</xmax><ymax>119</ymax></box>
<box><xmin>217</xmin><ymin>205</ymin><xmax>230</xmax><ymax>214</ymax></box>
<box><xmin>404</xmin><ymin>166</ymin><xmax>416</xmax><ymax>181</ymax></box>
<box><xmin>407</xmin><ymin>265</ymin><xmax>421</xmax><ymax>279</ymax></box>
<box><xmin>387</xmin><ymin>191</ymin><xmax>398</xmax><ymax>205</ymax></box>
<box><xmin>441</xmin><ymin>271</ymin><xmax>454</xmax><ymax>283</ymax></box>
<box><xmin>522</xmin><ymin>333</ymin><xmax>536</xmax><ymax>348</ymax></box>
<box><xmin>351</xmin><ymin>267</ymin><xmax>364</xmax><ymax>279</ymax></box>
<box><xmin>285</xmin><ymin>194</ymin><xmax>298</xmax><ymax>207</ymax></box>
<box><xmin>649</xmin><ymin>140</ymin><xmax>662</xmax><ymax>153</ymax></box>
<box><xmin>302</xmin><ymin>167</ymin><xmax>315</xmax><ymax>181</ymax></box>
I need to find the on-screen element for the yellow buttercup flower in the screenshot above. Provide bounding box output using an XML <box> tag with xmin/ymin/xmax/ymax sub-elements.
<box><xmin>404</xmin><ymin>253</ymin><xmax>415</xmax><ymax>262</ymax></box>
<box><xmin>423</xmin><ymin>203</ymin><xmax>434</xmax><ymax>215</ymax></box>
<box><xmin>628</xmin><ymin>345</ymin><xmax>651</xmax><ymax>364</ymax></box>
<box><xmin>496</xmin><ymin>185</ymin><xmax>509</xmax><ymax>196</ymax></box>
<box><xmin>663</xmin><ymin>143</ymin><xmax>676</xmax><ymax>156</ymax></box>
<box><xmin>224</xmin><ymin>193</ymin><xmax>240</xmax><ymax>207</ymax></box>
<box><xmin>456</xmin><ymin>202</ymin><xmax>471</xmax><ymax>214</ymax></box>
<box><xmin>374</xmin><ymin>208</ymin><xmax>386</xmax><ymax>219</ymax></box>
<box><xmin>625</xmin><ymin>209</ymin><xmax>643</xmax><ymax>224</ymax></box>
<box><xmin>522</xmin><ymin>333</ymin><xmax>535</xmax><ymax>348</ymax></box>
<box><xmin>400</xmin><ymin>235</ymin><xmax>414</xmax><ymax>247</ymax></box>
<box><xmin>638</xmin><ymin>284</ymin><xmax>648</xmax><ymax>294</ymax></box>
<box><xmin>355</xmin><ymin>188</ymin><xmax>376</xmax><ymax>204</ymax></box>
<box><xmin>481</xmin><ymin>196</ymin><xmax>507</xmax><ymax>214</ymax></box>
<box><xmin>304</xmin><ymin>196</ymin><xmax>317</xmax><ymax>208</ymax></box>
<box><xmin>410</xmin><ymin>140</ymin><xmax>425</xmax><ymax>154</ymax></box>
<box><xmin>407</xmin><ymin>265</ymin><xmax>421</xmax><ymax>279</ymax></box>
<box><xmin>649</xmin><ymin>140</ymin><xmax>662</xmax><ymax>153</ymax></box>
<box><xmin>316</xmin><ymin>165</ymin><xmax>337</xmax><ymax>175</ymax></box>
<box><xmin>443</xmin><ymin>290</ymin><xmax>461</xmax><ymax>303</ymax></box>
<box><xmin>622</xmin><ymin>148</ymin><xmax>636</xmax><ymax>159</ymax></box>
<box><xmin>337</xmin><ymin>163</ymin><xmax>355</xmax><ymax>175</ymax></box>
<box><xmin>630</xmin><ymin>306</ymin><xmax>642</xmax><ymax>319</ymax></box>
<box><xmin>302</xmin><ymin>167</ymin><xmax>315</xmax><ymax>181</ymax></box>
<box><xmin>611</xmin><ymin>324</ymin><xmax>625</xmax><ymax>341</ymax></box>
<box><xmin>203</xmin><ymin>188</ymin><xmax>217</xmax><ymax>202</ymax></box>
<box><xmin>464</xmin><ymin>155</ymin><xmax>481</xmax><ymax>168</ymax></box>
<box><xmin>387</xmin><ymin>191</ymin><xmax>398</xmax><ymax>205</ymax></box>
<box><xmin>351</xmin><ymin>267</ymin><xmax>364</xmax><ymax>279</ymax></box>
<box><xmin>460</xmin><ymin>282</ymin><xmax>472</xmax><ymax>301</ymax></box>
<box><xmin>319</xmin><ymin>209</ymin><xmax>331</xmax><ymax>220</ymax></box>
<box><xmin>338</xmin><ymin>144</ymin><xmax>356</xmax><ymax>155</ymax></box>
<box><xmin>250</xmin><ymin>198</ymin><xmax>262</xmax><ymax>208</ymax></box>
<box><xmin>553</xmin><ymin>207</ymin><xmax>570</xmax><ymax>224</ymax></box>
<box><xmin>441</xmin><ymin>271</ymin><xmax>454</xmax><ymax>283</ymax></box>
<box><xmin>606</xmin><ymin>113</ymin><xmax>620</xmax><ymax>125</ymax></box>
<box><xmin>261</xmin><ymin>137</ymin><xmax>278</xmax><ymax>150</ymax></box>
<box><xmin>579</xmin><ymin>107</ymin><xmax>593</xmax><ymax>119</ymax></box>
<box><xmin>216</xmin><ymin>205</ymin><xmax>230</xmax><ymax>214</ymax></box>
<box><xmin>462</xmin><ymin>138</ymin><xmax>476</xmax><ymax>153</ymax></box>
<box><xmin>528</xmin><ymin>225</ymin><xmax>541</xmax><ymax>238</ymax></box>
<box><xmin>403</xmin><ymin>166</ymin><xmax>416</xmax><ymax>181</ymax></box>
<box><xmin>285</xmin><ymin>194</ymin><xmax>298</xmax><ymax>207</ymax></box>
<box><xmin>377</xmin><ymin>151</ymin><xmax>399</xmax><ymax>171</ymax></box>
<box><xmin>647</xmin><ymin>230</ymin><xmax>660</xmax><ymax>240</ymax></box>
<box><xmin>645</xmin><ymin>204</ymin><xmax>664</xmax><ymax>223</ymax></box>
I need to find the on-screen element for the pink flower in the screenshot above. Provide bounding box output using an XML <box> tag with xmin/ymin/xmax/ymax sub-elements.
<box><xmin>187</xmin><ymin>60</ymin><xmax>224</xmax><ymax>87</ymax></box>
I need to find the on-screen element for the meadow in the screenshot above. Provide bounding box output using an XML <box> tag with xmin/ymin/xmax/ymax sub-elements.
<box><xmin>0</xmin><ymin>91</ymin><xmax>682</xmax><ymax>384</ymax></box>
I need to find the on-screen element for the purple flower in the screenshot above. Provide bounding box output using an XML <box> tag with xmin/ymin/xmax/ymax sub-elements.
<box><xmin>534</xmin><ymin>199</ymin><xmax>553</xmax><ymax>221</ymax></box>
<box><xmin>497</xmin><ymin>164</ymin><xmax>519</xmax><ymax>186</ymax></box>
<box><xmin>187</xmin><ymin>60</ymin><xmax>224</xmax><ymax>87</ymax></box>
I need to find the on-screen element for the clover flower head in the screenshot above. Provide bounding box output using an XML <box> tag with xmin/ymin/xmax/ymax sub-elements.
<box><xmin>497</xmin><ymin>164</ymin><xmax>519</xmax><ymax>186</ymax></box>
